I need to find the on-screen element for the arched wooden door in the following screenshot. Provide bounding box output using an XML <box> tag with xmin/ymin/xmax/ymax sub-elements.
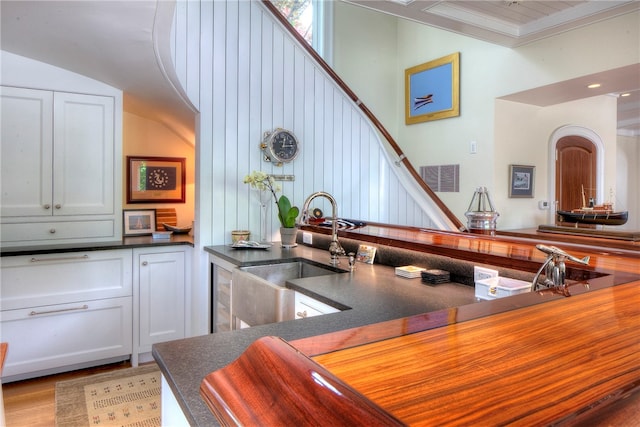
<box><xmin>556</xmin><ymin>136</ymin><xmax>597</xmax><ymax>214</ymax></box>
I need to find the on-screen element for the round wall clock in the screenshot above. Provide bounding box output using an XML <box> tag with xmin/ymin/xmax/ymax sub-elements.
<box><xmin>261</xmin><ymin>128</ymin><xmax>300</xmax><ymax>165</ymax></box>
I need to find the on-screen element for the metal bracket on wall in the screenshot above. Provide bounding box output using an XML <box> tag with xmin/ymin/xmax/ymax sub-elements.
<box><xmin>270</xmin><ymin>175</ymin><xmax>295</xmax><ymax>181</ymax></box>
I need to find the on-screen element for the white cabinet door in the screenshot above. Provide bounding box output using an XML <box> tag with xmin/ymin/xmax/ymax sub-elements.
<box><xmin>0</xmin><ymin>86</ymin><xmax>53</xmax><ymax>217</ymax></box>
<box><xmin>136</xmin><ymin>249</ymin><xmax>186</xmax><ymax>352</ymax></box>
<box><xmin>0</xmin><ymin>88</ymin><xmax>115</xmax><ymax>218</ymax></box>
<box><xmin>0</xmin><ymin>249</ymin><xmax>132</xmax><ymax>310</ymax></box>
<box><xmin>0</xmin><ymin>248</ymin><xmax>134</xmax><ymax>381</ymax></box>
<box><xmin>53</xmin><ymin>92</ymin><xmax>114</xmax><ymax>216</ymax></box>
<box><xmin>161</xmin><ymin>375</ymin><xmax>190</xmax><ymax>426</ymax></box>
<box><xmin>1</xmin><ymin>86</ymin><xmax>118</xmax><ymax>246</ymax></box>
<box><xmin>1</xmin><ymin>296</ymin><xmax>133</xmax><ymax>380</ymax></box>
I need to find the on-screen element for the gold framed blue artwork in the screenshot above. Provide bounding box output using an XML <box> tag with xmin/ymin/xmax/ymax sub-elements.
<box><xmin>405</xmin><ymin>52</ymin><xmax>460</xmax><ymax>125</ymax></box>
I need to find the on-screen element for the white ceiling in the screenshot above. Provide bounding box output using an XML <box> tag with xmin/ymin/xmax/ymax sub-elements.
<box><xmin>1</xmin><ymin>0</ymin><xmax>638</xmax><ymax>138</ymax></box>
<box><xmin>344</xmin><ymin>0</ymin><xmax>640</xmax><ymax>48</ymax></box>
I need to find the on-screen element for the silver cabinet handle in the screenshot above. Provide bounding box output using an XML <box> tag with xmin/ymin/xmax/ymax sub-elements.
<box><xmin>49</xmin><ymin>229</ymin><xmax>56</xmax><ymax>234</ymax></box>
<box><xmin>30</xmin><ymin>254</ymin><xmax>89</xmax><ymax>262</ymax></box>
<box><xmin>297</xmin><ymin>310</ymin><xmax>308</xmax><ymax>318</ymax></box>
<box><xmin>43</xmin><ymin>204</ymin><xmax>51</xmax><ymax>209</ymax></box>
<box><xmin>55</xmin><ymin>204</ymin><xmax>62</xmax><ymax>209</ymax></box>
<box><xmin>142</xmin><ymin>261</ymin><xmax>148</xmax><ymax>266</ymax></box>
<box><xmin>30</xmin><ymin>304</ymin><xmax>89</xmax><ymax>316</ymax></box>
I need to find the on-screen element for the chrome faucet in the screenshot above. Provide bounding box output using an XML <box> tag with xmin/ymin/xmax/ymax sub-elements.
<box><xmin>301</xmin><ymin>191</ymin><xmax>346</xmax><ymax>265</ymax></box>
<box><xmin>531</xmin><ymin>244</ymin><xmax>590</xmax><ymax>295</ymax></box>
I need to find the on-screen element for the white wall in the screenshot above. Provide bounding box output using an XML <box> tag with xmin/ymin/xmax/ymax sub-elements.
<box><xmin>170</xmin><ymin>1</ymin><xmax>639</xmax><ymax>334</ymax></box>
<box><xmin>333</xmin><ymin>6</ymin><xmax>639</xmax><ymax>229</ymax></box>
<box><xmin>0</xmin><ymin>51</ymin><xmax>124</xmax><ymax>97</ymax></box>
<box><xmin>494</xmin><ymin>95</ymin><xmax>618</xmax><ymax>229</ymax></box>
<box><xmin>173</xmin><ymin>0</ymin><xmax>454</xmax><ymax>244</ymax></box>
<box><xmin>617</xmin><ymin>134</ymin><xmax>640</xmax><ymax>230</ymax></box>
<box><xmin>122</xmin><ymin>112</ymin><xmax>196</xmax><ymax>227</ymax></box>
<box><xmin>333</xmin><ymin>2</ymin><xmax>398</xmax><ymax>137</ymax></box>
<box><xmin>171</xmin><ymin>0</ymin><xmax>463</xmax><ymax>334</ymax></box>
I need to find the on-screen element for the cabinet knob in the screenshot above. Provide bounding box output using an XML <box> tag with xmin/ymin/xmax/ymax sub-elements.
<box><xmin>44</xmin><ymin>204</ymin><xmax>51</xmax><ymax>209</ymax></box>
<box><xmin>296</xmin><ymin>310</ymin><xmax>308</xmax><ymax>318</ymax></box>
<box><xmin>142</xmin><ymin>261</ymin><xmax>148</xmax><ymax>266</ymax></box>
<box><xmin>55</xmin><ymin>204</ymin><xmax>62</xmax><ymax>209</ymax></box>
<box><xmin>49</xmin><ymin>229</ymin><xmax>56</xmax><ymax>234</ymax></box>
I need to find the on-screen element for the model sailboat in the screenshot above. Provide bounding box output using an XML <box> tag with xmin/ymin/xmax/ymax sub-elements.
<box><xmin>557</xmin><ymin>186</ymin><xmax>628</xmax><ymax>226</ymax></box>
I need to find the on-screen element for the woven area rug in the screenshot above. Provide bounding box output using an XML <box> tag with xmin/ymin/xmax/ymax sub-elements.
<box><xmin>55</xmin><ymin>363</ymin><xmax>161</xmax><ymax>427</ymax></box>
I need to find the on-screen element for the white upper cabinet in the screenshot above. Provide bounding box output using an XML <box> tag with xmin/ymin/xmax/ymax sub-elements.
<box><xmin>1</xmin><ymin>87</ymin><xmax>114</xmax><ymax>217</ymax></box>
<box><xmin>1</xmin><ymin>84</ymin><xmax>120</xmax><ymax>246</ymax></box>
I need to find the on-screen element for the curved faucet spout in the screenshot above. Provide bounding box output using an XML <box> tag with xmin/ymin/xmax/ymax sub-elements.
<box><xmin>301</xmin><ymin>191</ymin><xmax>346</xmax><ymax>265</ymax></box>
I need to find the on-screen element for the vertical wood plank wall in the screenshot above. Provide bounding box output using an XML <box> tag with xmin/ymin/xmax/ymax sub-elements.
<box><xmin>171</xmin><ymin>0</ymin><xmax>447</xmax><ymax>245</ymax></box>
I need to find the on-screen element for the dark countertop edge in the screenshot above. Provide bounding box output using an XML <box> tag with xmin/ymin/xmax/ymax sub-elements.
<box><xmin>0</xmin><ymin>235</ymin><xmax>194</xmax><ymax>256</ymax></box>
<box><xmin>204</xmin><ymin>244</ymin><xmax>305</xmax><ymax>266</ymax></box>
<box><xmin>208</xmin><ymin>231</ymin><xmax>637</xmax><ymax>289</ymax></box>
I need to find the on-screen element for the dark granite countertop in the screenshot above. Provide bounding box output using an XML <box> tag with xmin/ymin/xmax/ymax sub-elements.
<box><xmin>153</xmin><ymin>243</ymin><xmax>478</xmax><ymax>426</ymax></box>
<box><xmin>0</xmin><ymin>234</ymin><xmax>193</xmax><ymax>256</ymax></box>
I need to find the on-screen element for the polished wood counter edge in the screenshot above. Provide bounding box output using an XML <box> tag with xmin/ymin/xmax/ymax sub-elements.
<box><xmin>291</xmin><ymin>269</ymin><xmax>640</xmax><ymax>355</ymax></box>
<box><xmin>303</xmin><ymin>222</ymin><xmax>639</xmax><ymax>253</ymax></box>
<box><xmin>200</xmin><ymin>336</ymin><xmax>405</xmax><ymax>426</ymax></box>
<box><xmin>311</xmin><ymin>280</ymin><xmax>640</xmax><ymax>426</ymax></box>
<box><xmin>0</xmin><ymin>234</ymin><xmax>193</xmax><ymax>256</ymax></box>
<box><xmin>300</xmin><ymin>224</ymin><xmax>640</xmax><ymax>277</ymax></box>
<box><xmin>201</xmin><ymin>281</ymin><xmax>640</xmax><ymax>426</ymax></box>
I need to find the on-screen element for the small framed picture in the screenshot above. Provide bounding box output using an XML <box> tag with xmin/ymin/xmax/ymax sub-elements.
<box><xmin>127</xmin><ymin>156</ymin><xmax>186</xmax><ymax>203</ymax></box>
<box><xmin>123</xmin><ymin>209</ymin><xmax>156</xmax><ymax>236</ymax></box>
<box><xmin>509</xmin><ymin>165</ymin><xmax>535</xmax><ymax>198</ymax></box>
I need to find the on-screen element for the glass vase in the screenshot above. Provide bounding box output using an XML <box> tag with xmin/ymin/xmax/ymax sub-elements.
<box><xmin>256</xmin><ymin>190</ymin><xmax>272</xmax><ymax>243</ymax></box>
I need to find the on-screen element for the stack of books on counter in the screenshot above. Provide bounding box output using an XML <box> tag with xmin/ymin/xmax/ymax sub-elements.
<box><xmin>421</xmin><ymin>269</ymin><xmax>451</xmax><ymax>284</ymax></box>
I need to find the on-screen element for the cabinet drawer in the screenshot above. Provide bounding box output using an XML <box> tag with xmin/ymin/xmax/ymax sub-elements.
<box><xmin>295</xmin><ymin>292</ymin><xmax>340</xmax><ymax>319</ymax></box>
<box><xmin>0</xmin><ymin>220</ymin><xmax>115</xmax><ymax>243</ymax></box>
<box><xmin>1</xmin><ymin>296</ymin><xmax>132</xmax><ymax>379</ymax></box>
<box><xmin>1</xmin><ymin>249</ymin><xmax>132</xmax><ymax>310</ymax></box>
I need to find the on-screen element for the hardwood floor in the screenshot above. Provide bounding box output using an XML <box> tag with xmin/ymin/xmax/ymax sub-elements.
<box><xmin>2</xmin><ymin>361</ymin><xmax>133</xmax><ymax>427</ymax></box>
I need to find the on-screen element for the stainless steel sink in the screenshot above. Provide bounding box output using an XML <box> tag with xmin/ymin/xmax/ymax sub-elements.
<box><xmin>232</xmin><ymin>260</ymin><xmax>346</xmax><ymax>328</ymax></box>
<box><xmin>239</xmin><ymin>261</ymin><xmax>346</xmax><ymax>285</ymax></box>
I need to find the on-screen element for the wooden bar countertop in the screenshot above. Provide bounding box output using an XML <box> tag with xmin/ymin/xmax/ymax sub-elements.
<box><xmin>201</xmin><ymin>279</ymin><xmax>640</xmax><ymax>426</ymax></box>
<box><xmin>310</xmin><ymin>279</ymin><xmax>640</xmax><ymax>425</ymax></box>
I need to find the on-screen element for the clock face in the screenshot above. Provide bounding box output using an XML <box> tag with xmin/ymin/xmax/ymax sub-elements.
<box><xmin>268</xmin><ymin>129</ymin><xmax>299</xmax><ymax>162</ymax></box>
